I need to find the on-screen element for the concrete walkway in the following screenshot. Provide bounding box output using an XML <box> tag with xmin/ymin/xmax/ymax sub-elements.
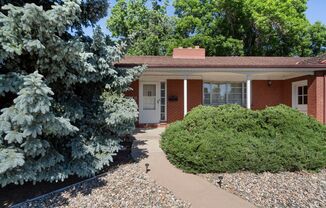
<box><xmin>131</xmin><ymin>128</ymin><xmax>255</xmax><ymax>208</ymax></box>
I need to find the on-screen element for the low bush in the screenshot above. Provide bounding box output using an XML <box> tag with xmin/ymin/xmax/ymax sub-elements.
<box><xmin>161</xmin><ymin>104</ymin><xmax>326</xmax><ymax>173</ymax></box>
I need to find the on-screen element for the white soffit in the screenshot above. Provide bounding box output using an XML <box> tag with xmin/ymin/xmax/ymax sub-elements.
<box><xmin>146</xmin><ymin>67</ymin><xmax>324</xmax><ymax>73</ymax></box>
<box><xmin>141</xmin><ymin>71</ymin><xmax>314</xmax><ymax>81</ymax></box>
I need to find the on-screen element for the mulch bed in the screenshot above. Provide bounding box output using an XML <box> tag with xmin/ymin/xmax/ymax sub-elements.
<box><xmin>0</xmin><ymin>136</ymin><xmax>134</xmax><ymax>208</ymax></box>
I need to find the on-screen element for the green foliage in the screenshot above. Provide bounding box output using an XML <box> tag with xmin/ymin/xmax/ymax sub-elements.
<box><xmin>173</xmin><ymin>0</ymin><xmax>326</xmax><ymax>56</ymax></box>
<box><xmin>0</xmin><ymin>0</ymin><xmax>144</xmax><ymax>187</ymax></box>
<box><xmin>101</xmin><ymin>92</ymin><xmax>138</xmax><ymax>136</ymax></box>
<box><xmin>161</xmin><ymin>105</ymin><xmax>326</xmax><ymax>173</ymax></box>
<box><xmin>107</xmin><ymin>0</ymin><xmax>174</xmax><ymax>55</ymax></box>
<box><xmin>107</xmin><ymin>0</ymin><xmax>326</xmax><ymax>56</ymax></box>
<box><xmin>168</xmin><ymin>34</ymin><xmax>244</xmax><ymax>56</ymax></box>
<box><xmin>244</xmin><ymin>0</ymin><xmax>313</xmax><ymax>56</ymax></box>
<box><xmin>0</xmin><ymin>0</ymin><xmax>109</xmax><ymax>30</ymax></box>
<box><xmin>0</xmin><ymin>72</ymin><xmax>78</xmax><ymax>185</ymax></box>
<box><xmin>309</xmin><ymin>22</ymin><xmax>326</xmax><ymax>56</ymax></box>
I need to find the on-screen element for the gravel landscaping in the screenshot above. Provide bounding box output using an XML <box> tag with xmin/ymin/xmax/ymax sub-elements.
<box><xmin>16</xmin><ymin>163</ymin><xmax>191</xmax><ymax>208</ymax></box>
<box><xmin>202</xmin><ymin>169</ymin><xmax>326</xmax><ymax>208</ymax></box>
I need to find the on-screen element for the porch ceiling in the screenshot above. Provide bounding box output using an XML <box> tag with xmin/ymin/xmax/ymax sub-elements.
<box><xmin>140</xmin><ymin>71</ymin><xmax>314</xmax><ymax>81</ymax></box>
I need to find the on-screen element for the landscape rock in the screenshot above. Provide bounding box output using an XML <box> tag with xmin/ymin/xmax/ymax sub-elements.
<box><xmin>17</xmin><ymin>163</ymin><xmax>191</xmax><ymax>208</ymax></box>
<box><xmin>202</xmin><ymin>169</ymin><xmax>326</xmax><ymax>208</ymax></box>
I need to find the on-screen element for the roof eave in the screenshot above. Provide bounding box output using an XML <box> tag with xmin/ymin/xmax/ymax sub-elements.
<box><xmin>115</xmin><ymin>63</ymin><xmax>326</xmax><ymax>69</ymax></box>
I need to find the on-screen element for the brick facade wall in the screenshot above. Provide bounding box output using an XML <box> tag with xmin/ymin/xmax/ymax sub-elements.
<box><xmin>307</xmin><ymin>72</ymin><xmax>326</xmax><ymax>123</ymax></box>
<box><xmin>167</xmin><ymin>79</ymin><xmax>184</xmax><ymax>123</ymax></box>
<box><xmin>165</xmin><ymin>79</ymin><xmax>203</xmax><ymax>123</ymax></box>
<box><xmin>125</xmin><ymin>80</ymin><xmax>139</xmax><ymax>105</ymax></box>
<box><xmin>187</xmin><ymin>80</ymin><xmax>203</xmax><ymax>112</ymax></box>
<box><xmin>251</xmin><ymin>75</ymin><xmax>326</xmax><ymax>124</ymax></box>
<box><xmin>251</xmin><ymin>77</ymin><xmax>313</xmax><ymax>110</ymax></box>
<box><xmin>125</xmin><ymin>80</ymin><xmax>140</xmax><ymax>125</ymax></box>
<box><xmin>281</xmin><ymin>75</ymin><xmax>313</xmax><ymax>107</ymax></box>
<box><xmin>252</xmin><ymin>80</ymin><xmax>284</xmax><ymax>110</ymax></box>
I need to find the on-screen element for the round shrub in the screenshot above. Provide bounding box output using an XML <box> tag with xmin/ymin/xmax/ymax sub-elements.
<box><xmin>160</xmin><ymin>104</ymin><xmax>326</xmax><ymax>173</ymax></box>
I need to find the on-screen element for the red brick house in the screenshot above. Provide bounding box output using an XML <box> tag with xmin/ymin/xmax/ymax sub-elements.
<box><xmin>117</xmin><ymin>47</ymin><xmax>326</xmax><ymax>125</ymax></box>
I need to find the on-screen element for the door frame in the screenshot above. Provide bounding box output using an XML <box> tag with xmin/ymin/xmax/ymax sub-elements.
<box><xmin>292</xmin><ymin>80</ymin><xmax>308</xmax><ymax>113</ymax></box>
<box><xmin>139</xmin><ymin>81</ymin><xmax>161</xmax><ymax>124</ymax></box>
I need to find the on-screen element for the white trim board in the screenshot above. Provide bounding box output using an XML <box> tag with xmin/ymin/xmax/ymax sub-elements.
<box><xmin>140</xmin><ymin>72</ymin><xmax>313</xmax><ymax>81</ymax></box>
<box><xmin>146</xmin><ymin>67</ymin><xmax>323</xmax><ymax>73</ymax></box>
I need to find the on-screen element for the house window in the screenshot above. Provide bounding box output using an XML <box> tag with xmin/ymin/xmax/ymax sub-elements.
<box><xmin>203</xmin><ymin>82</ymin><xmax>247</xmax><ymax>106</ymax></box>
<box><xmin>160</xmin><ymin>82</ymin><xmax>166</xmax><ymax>121</ymax></box>
<box><xmin>298</xmin><ymin>86</ymin><xmax>308</xmax><ymax>105</ymax></box>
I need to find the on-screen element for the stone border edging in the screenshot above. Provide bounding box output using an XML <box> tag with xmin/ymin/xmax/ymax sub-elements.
<box><xmin>10</xmin><ymin>171</ymin><xmax>110</xmax><ymax>208</ymax></box>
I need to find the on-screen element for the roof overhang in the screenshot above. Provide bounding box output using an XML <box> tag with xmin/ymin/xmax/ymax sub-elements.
<box><xmin>117</xmin><ymin>63</ymin><xmax>326</xmax><ymax>69</ymax></box>
<box><xmin>144</xmin><ymin>67</ymin><xmax>325</xmax><ymax>73</ymax></box>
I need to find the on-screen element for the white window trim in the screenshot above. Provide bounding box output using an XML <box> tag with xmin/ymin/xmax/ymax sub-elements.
<box><xmin>160</xmin><ymin>81</ymin><xmax>167</xmax><ymax>122</ymax></box>
<box><xmin>292</xmin><ymin>80</ymin><xmax>308</xmax><ymax>108</ymax></box>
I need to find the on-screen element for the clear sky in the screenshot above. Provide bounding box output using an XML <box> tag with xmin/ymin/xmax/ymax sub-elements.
<box><xmin>306</xmin><ymin>0</ymin><xmax>326</xmax><ymax>23</ymax></box>
<box><xmin>84</xmin><ymin>0</ymin><xmax>326</xmax><ymax>36</ymax></box>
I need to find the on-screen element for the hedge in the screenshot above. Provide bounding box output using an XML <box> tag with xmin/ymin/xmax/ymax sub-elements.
<box><xmin>160</xmin><ymin>105</ymin><xmax>326</xmax><ymax>173</ymax></box>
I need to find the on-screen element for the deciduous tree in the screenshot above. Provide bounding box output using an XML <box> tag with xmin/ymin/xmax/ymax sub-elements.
<box><xmin>309</xmin><ymin>22</ymin><xmax>326</xmax><ymax>56</ymax></box>
<box><xmin>108</xmin><ymin>0</ymin><xmax>326</xmax><ymax>56</ymax></box>
<box><xmin>108</xmin><ymin>0</ymin><xmax>174</xmax><ymax>55</ymax></box>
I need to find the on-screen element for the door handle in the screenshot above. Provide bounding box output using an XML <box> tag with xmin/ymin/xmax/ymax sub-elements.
<box><xmin>157</xmin><ymin>98</ymin><xmax>161</xmax><ymax>104</ymax></box>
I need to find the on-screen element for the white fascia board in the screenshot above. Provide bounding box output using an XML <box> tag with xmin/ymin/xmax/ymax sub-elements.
<box><xmin>146</xmin><ymin>67</ymin><xmax>325</xmax><ymax>73</ymax></box>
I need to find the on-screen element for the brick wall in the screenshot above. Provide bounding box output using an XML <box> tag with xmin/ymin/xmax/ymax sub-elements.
<box><xmin>126</xmin><ymin>79</ymin><xmax>200</xmax><ymax>124</ymax></box>
<box><xmin>187</xmin><ymin>80</ymin><xmax>203</xmax><ymax>111</ymax></box>
<box><xmin>252</xmin><ymin>80</ymin><xmax>284</xmax><ymax>110</ymax></box>
<box><xmin>167</xmin><ymin>79</ymin><xmax>184</xmax><ymax>123</ymax></box>
<box><xmin>307</xmin><ymin>72</ymin><xmax>326</xmax><ymax>123</ymax></box>
<box><xmin>252</xmin><ymin>77</ymin><xmax>313</xmax><ymax>109</ymax></box>
<box><xmin>125</xmin><ymin>80</ymin><xmax>139</xmax><ymax>105</ymax></box>
<box><xmin>281</xmin><ymin>75</ymin><xmax>313</xmax><ymax>107</ymax></box>
<box><xmin>125</xmin><ymin>80</ymin><xmax>139</xmax><ymax>125</ymax></box>
<box><xmin>173</xmin><ymin>47</ymin><xmax>205</xmax><ymax>59</ymax></box>
<box><xmin>252</xmin><ymin>75</ymin><xmax>326</xmax><ymax>124</ymax></box>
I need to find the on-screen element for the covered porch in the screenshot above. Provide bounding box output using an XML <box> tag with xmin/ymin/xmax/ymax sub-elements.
<box><xmin>130</xmin><ymin>68</ymin><xmax>325</xmax><ymax>124</ymax></box>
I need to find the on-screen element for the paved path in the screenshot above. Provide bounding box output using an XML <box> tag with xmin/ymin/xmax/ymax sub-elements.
<box><xmin>131</xmin><ymin>128</ymin><xmax>255</xmax><ymax>208</ymax></box>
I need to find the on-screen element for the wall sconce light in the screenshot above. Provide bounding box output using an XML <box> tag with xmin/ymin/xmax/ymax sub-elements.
<box><xmin>267</xmin><ymin>80</ymin><xmax>272</xmax><ymax>87</ymax></box>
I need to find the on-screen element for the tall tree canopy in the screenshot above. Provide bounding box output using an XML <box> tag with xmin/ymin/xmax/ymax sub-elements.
<box><xmin>108</xmin><ymin>0</ymin><xmax>326</xmax><ymax>56</ymax></box>
<box><xmin>0</xmin><ymin>0</ymin><xmax>144</xmax><ymax>187</ymax></box>
<box><xmin>309</xmin><ymin>22</ymin><xmax>326</xmax><ymax>55</ymax></box>
<box><xmin>107</xmin><ymin>0</ymin><xmax>174</xmax><ymax>55</ymax></box>
<box><xmin>174</xmin><ymin>0</ymin><xmax>325</xmax><ymax>56</ymax></box>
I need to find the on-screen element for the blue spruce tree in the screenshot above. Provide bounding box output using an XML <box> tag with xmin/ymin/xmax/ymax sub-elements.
<box><xmin>0</xmin><ymin>0</ymin><xmax>144</xmax><ymax>187</ymax></box>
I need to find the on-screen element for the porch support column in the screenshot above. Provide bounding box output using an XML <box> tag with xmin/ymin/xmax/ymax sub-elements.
<box><xmin>184</xmin><ymin>78</ymin><xmax>188</xmax><ymax>116</ymax></box>
<box><xmin>246</xmin><ymin>75</ymin><xmax>251</xmax><ymax>109</ymax></box>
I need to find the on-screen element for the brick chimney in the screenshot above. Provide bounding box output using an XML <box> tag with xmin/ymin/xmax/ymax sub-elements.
<box><xmin>173</xmin><ymin>46</ymin><xmax>205</xmax><ymax>59</ymax></box>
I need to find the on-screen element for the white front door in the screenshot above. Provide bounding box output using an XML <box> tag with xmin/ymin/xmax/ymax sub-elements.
<box><xmin>139</xmin><ymin>82</ymin><xmax>161</xmax><ymax>123</ymax></box>
<box><xmin>292</xmin><ymin>80</ymin><xmax>308</xmax><ymax>114</ymax></box>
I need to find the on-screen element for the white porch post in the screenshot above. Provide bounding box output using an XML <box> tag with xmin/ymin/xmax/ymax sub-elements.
<box><xmin>246</xmin><ymin>75</ymin><xmax>251</xmax><ymax>109</ymax></box>
<box><xmin>184</xmin><ymin>78</ymin><xmax>188</xmax><ymax>116</ymax></box>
